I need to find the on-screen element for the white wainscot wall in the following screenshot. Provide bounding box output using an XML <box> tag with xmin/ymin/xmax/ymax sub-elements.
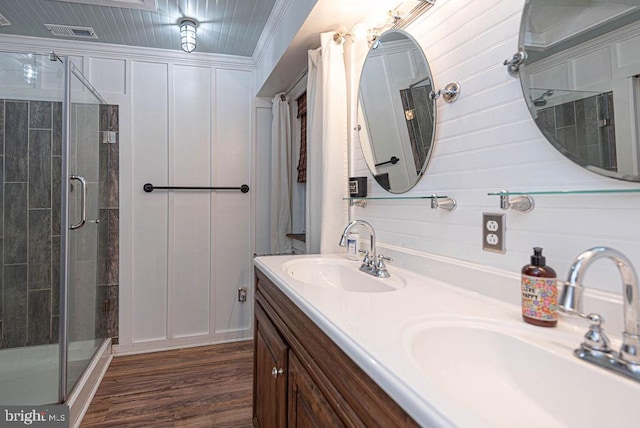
<box><xmin>127</xmin><ymin>60</ymin><xmax>254</xmax><ymax>353</ymax></box>
<box><xmin>0</xmin><ymin>36</ymin><xmax>255</xmax><ymax>354</ymax></box>
<box><xmin>349</xmin><ymin>0</ymin><xmax>640</xmax><ymax>297</ymax></box>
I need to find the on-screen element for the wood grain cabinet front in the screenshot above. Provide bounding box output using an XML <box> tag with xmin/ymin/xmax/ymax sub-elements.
<box><xmin>253</xmin><ymin>303</ymin><xmax>288</xmax><ymax>428</ymax></box>
<box><xmin>253</xmin><ymin>268</ymin><xmax>419</xmax><ymax>428</ymax></box>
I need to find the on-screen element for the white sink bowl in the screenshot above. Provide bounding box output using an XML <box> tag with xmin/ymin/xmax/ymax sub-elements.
<box><xmin>282</xmin><ymin>258</ymin><xmax>405</xmax><ymax>293</ymax></box>
<box><xmin>403</xmin><ymin>317</ymin><xmax>640</xmax><ymax>427</ymax></box>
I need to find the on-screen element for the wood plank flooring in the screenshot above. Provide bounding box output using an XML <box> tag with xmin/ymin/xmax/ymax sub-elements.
<box><xmin>81</xmin><ymin>341</ymin><xmax>254</xmax><ymax>427</ymax></box>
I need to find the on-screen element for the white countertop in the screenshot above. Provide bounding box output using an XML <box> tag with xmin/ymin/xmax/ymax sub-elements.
<box><xmin>253</xmin><ymin>253</ymin><xmax>602</xmax><ymax>428</ymax></box>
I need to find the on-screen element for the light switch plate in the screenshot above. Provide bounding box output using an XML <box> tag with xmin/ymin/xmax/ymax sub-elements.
<box><xmin>482</xmin><ymin>213</ymin><xmax>505</xmax><ymax>253</ymax></box>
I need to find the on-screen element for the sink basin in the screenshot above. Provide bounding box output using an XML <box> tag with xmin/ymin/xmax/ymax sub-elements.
<box><xmin>403</xmin><ymin>318</ymin><xmax>640</xmax><ymax>427</ymax></box>
<box><xmin>282</xmin><ymin>258</ymin><xmax>405</xmax><ymax>293</ymax></box>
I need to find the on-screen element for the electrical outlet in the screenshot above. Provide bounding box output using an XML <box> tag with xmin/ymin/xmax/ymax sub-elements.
<box><xmin>482</xmin><ymin>213</ymin><xmax>506</xmax><ymax>253</ymax></box>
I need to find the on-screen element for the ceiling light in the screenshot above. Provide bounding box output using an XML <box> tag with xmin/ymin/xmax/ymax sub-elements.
<box><xmin>179</xmin><ymin>18</ymin><xmax>198</xmax><ymax>53</ymax></box>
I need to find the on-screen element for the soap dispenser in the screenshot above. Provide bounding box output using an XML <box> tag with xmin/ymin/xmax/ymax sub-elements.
<box><xmin>521</xmin><ymin>247</ymin><xmax>558</xmax><ymax>327</ymax></box>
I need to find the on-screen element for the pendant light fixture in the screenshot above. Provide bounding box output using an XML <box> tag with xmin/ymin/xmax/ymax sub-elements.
<box><xmin>179</xmin><ymin>18</ymin><xmax>198</xmax><ymax>53</ymax></box>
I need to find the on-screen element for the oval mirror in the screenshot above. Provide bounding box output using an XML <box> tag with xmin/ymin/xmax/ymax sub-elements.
<box><xmin>518</xmin><ymin>1</ymin><xmax>640</xmax><ymax>182</ymax></box>
<box><xmin>357</xmin><ymin>29</ymin><xmax>436</xmax><ymax>193</ymax></box>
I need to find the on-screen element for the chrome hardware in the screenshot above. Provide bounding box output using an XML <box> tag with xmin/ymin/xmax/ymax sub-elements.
<box><xmin>49</xmin><ymin>51</ymin><xmax>62</xmax><ymax>63</ymax></box>
<box><xmin>559</xmin><ymin>247</ymin><xmax>640</xmax><ymax>382</ymax></box>
<box><xmin>579</xmin><ymin>313</ymin><xmax>612</xmax><ymax>353</ymax></box>
<box><xmin>350</xmin><ymin>199</ymin><xmax>367</xmax><ymax>208</ymax></box>
<box><xmin>499</xmin><ymin>189</ymin><xmax>534</xmax><ymax>212</ymax></box>
<box><xmin>375</xmin><ymin>254</ymin><xmax>392</xmax><ymax>278</ymax></box>
<box><xmin>339</xmin><ymin>220</ymin><xmax>391</xmax><ymax>278</ymax></box>
<box><xmin>271</xmin><ymin>367</ymin><xmax>284</xmax><ymax>378</ymax></box>
<box><xmin>430</xmin><ymin>82</ymin><xmax>461</xmax><ymax>103</ymax></box>
<box><xmin>237</xmin><ymin>287</ymin><xmax>248</xmax><ymax>303</ymax></box>
<box><xmin>503</xmin><ymin>51</ymin><xmax>527</xmax><ymax>76</ymax></box>
<box><xmin>361</xmin><ymin>250</ymin><xmax>373</xmax><ymax>269</ymax></box>
<box><xmin>430</xmin><ymin>195</ymin><xmax>457</xmax><ymax>211</ymax></box>
<box><xmin>69</xmin><ymin>175</ymin><xmax>87</xmax><ymax>230</ymax></box>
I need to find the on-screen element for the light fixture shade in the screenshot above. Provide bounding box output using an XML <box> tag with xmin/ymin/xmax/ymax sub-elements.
<box><xmin>180</xmin><ymin>18</ymin><xmax>198</xmax><ymax>53</ymax></box>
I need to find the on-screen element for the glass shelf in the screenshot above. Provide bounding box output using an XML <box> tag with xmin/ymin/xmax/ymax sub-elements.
<box><xmin>343</xmin><ymin>195</ymin><xmax>447</xmax><ymax>201</ymax></box>
<box><xmin>488</xmin><ymin>189</ymin><xmax>640</xmax><ymax>196</ymax></box>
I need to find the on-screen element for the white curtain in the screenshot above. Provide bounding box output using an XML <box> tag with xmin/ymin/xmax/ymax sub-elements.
<box><xmin>306</xmin><ymin>32</ymin><xmax>349</xmax><ymax>254</ymax></box>
<box><xmin>270</xmin><ymin>93</ymin><xmax>293</xmax><ymax>254</ymax></box>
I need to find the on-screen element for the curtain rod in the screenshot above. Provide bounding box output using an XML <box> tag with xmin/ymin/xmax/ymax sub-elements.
<box><xmin>285</xmin><ymin>71</ymin><xmax>307</xmax><ymax>96</ymax></box>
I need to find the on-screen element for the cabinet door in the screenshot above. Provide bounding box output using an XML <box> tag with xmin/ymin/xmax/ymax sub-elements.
<box><xmin>254</xmin><ymin>303</ymin><xmax>289</xmax><ymax>428</ymax></box>
<box><xmin>288</xmin><ymin>353</ymin><xmax>345</xmax><ymax>428</ymax></box>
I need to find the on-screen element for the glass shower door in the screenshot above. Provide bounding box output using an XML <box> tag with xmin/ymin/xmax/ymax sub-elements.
<box><xmin>63</xmin><ymin>62</ymin><xmax>105</xmax><ymax>397</ymax></box>
<box><xmin>0</xmin><ymin>52</ymin><xmax>64</xmax><ymax>406</ymax></box>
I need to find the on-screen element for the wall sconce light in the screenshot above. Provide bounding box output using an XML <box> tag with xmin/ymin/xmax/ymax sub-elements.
<box><xmin>179</xmin><ymin>18</ymin><xmax>198</xmax><ymax>53</ymax></box>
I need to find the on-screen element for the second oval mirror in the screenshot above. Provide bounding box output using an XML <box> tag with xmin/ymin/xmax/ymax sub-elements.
<box><xmin>518</xmin><ymin>1</ymin><xmax>640</xmax><ymax>182</ymax></box>
<box><xmin>357</xmin><ymin>29</ymin><xmax>436</xmax><ymax>193</ymax></box>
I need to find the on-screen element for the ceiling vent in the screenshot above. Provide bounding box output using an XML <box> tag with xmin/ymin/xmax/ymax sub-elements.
<box><xmin>0</xmin><ymin>12</ymin><xmax>11</xmax><ymax>26</ymax></box>
<box><xmin>45</xmin><ymin>24</ymin><xmax>98</xmax><ymax>39</ymax></box>
<box><xmin>51</xmin><ymin>0</ymin><xmax>157</xmax><ymax>11</ymax></box>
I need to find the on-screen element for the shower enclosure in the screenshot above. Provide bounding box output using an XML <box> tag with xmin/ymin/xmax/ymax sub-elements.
<box><xmin>0</xmin><ymin>51</ymin><xmax>113</xmax><ymax>408</ymax></box>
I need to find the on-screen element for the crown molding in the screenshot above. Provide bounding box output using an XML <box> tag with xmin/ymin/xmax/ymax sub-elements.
<box><xmin>251</xmin><ymin>0</ymin><xmax>293</xmax><ymax>64</ymax></box>
<box><xmin>0</xmin><ymin>34</ymin><xmax>254</xmax><ymax>70</ymax></box>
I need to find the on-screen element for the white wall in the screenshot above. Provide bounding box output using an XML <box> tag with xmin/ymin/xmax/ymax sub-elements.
<box><xmin>349</xmin><ymin>0</ymin><xmax>640</xmax><ymax>296</ymax></box>
<box><xmin>0</xmin><ymin>36</ymin><xmax>255</xmax><ymax>354</ymax></box>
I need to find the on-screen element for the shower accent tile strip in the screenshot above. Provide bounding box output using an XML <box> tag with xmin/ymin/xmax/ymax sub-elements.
<box><xmin>97</xmin><ymin>104</ymin><xmax>119</xmax><ymax>343</ymax></box>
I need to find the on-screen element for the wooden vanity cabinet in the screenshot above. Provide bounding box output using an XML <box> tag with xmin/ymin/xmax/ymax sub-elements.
<box><xmin>253</xmin><ymin>268</ymin><xmax>418</xmax><ymax>428</ymax></box>
<box><xmin>254</xmin><ymin>303</ymin><xmax>288</xmax><ymax>428</ymax></box>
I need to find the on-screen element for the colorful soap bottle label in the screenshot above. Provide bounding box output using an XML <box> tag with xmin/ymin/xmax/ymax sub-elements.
<box><xmin>521</xmin><ymin>275</ymin><xmax>558</xmax><ymax>321</ymax></box>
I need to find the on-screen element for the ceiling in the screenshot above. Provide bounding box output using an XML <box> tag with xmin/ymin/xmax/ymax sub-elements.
<box><xmin>0</xmin><ymin>0</ymin><xmax>277</xmax><ymax>56</ymax></box>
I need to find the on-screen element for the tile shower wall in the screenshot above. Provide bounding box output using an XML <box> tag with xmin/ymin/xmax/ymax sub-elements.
<box><xmin>536</xmin><ymin>92</ymin><xmax>616</xmax><ymax>171</ymax></box>
<box><xmin>0</xmin><ymin>99</ymin><xmax>119</xmax><ymax>349</ymax></box>
<box><xmin>97</xmin><ymin>104</ymin><xmax>119</xmax><ymax>343</ymax></box>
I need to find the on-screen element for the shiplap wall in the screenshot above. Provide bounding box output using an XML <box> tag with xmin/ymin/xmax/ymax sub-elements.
<box><xmin>349</xmin><ymin>0</ymin><xmax>640</xmax><ymax>295</ymax></box>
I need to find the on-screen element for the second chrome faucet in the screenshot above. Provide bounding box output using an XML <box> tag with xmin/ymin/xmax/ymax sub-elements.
<box><xmin>339</xmin><ymin>220</ymin><xmax>391</xmax><ymax>278</ymax></box>
<box><xmin>559</xmin><ymin>246</ymin><xmax>640</xmax><ymax>382</ymax></box>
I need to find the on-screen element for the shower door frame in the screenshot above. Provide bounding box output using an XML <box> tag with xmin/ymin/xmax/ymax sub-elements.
<box><xmin>58</xmin><ymin>57</ymin><xmax>108</xmax><ymax>403</ymax></box>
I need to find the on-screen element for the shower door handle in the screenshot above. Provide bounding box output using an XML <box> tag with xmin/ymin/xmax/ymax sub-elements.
<box><xmin>70</xmin><ymin>175</ymin><xmax>87</xmax><ymax>230</ymax></box>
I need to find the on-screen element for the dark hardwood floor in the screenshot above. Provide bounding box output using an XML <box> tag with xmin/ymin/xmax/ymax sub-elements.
<box><xmin>81</xmin><ymin>340</ymin><xmax>253</xmax><ymax>427</ymax></box>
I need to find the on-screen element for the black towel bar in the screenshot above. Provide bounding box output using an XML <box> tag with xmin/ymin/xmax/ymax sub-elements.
<box><xmin>375</xmin><ymin>156</ymin><xmax>400</xmax><ymax>167</ymax></box>
<box><xmin>143</xmin><ymin>183</ymin><xmax>250</xmax><ymax>193</ymax></box>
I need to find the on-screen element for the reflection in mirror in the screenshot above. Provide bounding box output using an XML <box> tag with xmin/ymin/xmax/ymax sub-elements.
<box><xmin>357</xmin><ymin>29</ymin><xmax>436</xmax><ymax>193</ymax></box>
<box><xmin>519</xmin><ymin>1</ymin><xmax>640</xmax><ymax>182</ymax></box>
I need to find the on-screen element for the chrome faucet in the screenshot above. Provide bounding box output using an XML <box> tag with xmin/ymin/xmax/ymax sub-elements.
<box><xmin>559</xmin><ymin>246</ymin><xmax>640</xmax><ymax>381</ymax></box>
<box><xmin>339</xmin><ymin>220</ymin><xmax>391</xmax><ymax>278</ymax></box>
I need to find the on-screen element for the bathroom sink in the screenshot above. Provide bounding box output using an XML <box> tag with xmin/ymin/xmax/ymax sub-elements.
<box><xmin>403</xmin><ymin>317</ymin><xmax>640</xmax><ymax>427</ymax></box>
<box><xmin>282</xmin><ymin>258</ymin><xmax>405</xmax><ymax>293</ymax></box>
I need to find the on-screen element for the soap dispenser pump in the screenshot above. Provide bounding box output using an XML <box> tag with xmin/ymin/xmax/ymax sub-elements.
<box><xmin>521</xmin><ymin>247</ymin><xmax>558</xmax><ymax>327</ymax></box>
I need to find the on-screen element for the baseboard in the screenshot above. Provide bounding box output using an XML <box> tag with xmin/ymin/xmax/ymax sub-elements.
<box><xmin>112</xmin><ymin>331</ymin><xmax>252</xmax><ymax>356</ymax></box>
<box><xmin>67</xmin><ymin>339</ymin><xmax>113</xmax><ymax>428</ymax></box>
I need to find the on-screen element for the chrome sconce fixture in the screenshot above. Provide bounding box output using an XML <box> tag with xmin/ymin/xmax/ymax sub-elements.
<box><xmin>499</xmin><ymin>189</ymin><xmax>534</xmax><ymax>212</ymax></box>
<box><xmin>179</xmin><ymin>18</ymin><xmax>198</xmax><ymax>53</ymax></box>
<box><xmin>430</xmin><ymin>82</ymin><xmax>461</xmax><ymax>103</ymax></box>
